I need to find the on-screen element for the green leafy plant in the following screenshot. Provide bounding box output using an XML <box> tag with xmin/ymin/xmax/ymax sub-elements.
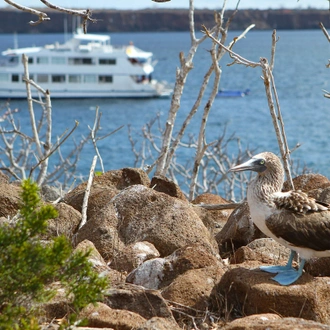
<box><xmin>0</xmin><ymin>179</ymin><xmax>108</xmax><ymax>329</ymax></box>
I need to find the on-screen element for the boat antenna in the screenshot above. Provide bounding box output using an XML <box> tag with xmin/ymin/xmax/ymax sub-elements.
<box><xmin>64</xmin><ymin>17</ymin><xmax>68</xmax><ymax>42</ymax></box>
<box><xmin>13</xmin><ymin>32</ymin><xmax>18</xmax><ymax>49</ymax></box>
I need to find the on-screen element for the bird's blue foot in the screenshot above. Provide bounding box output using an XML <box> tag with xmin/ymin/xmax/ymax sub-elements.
<box><xmin>259</xmin><ymin>264</ymin><xmax>295</xmax><ymax>274</ymax></box>
<box><xmin>259</xmin><ymin>250</ymin><xmax>296</xmax><ymax>274</ymax></box>
<box><xmin>271</xmin><ymin>259</ymin><xmax>305</xmax><ymax>286</ymax></box>
<box><xmin>271</xmin><ymin>269</ymin><xmax>302</xmax><ymax>285</ymax></box>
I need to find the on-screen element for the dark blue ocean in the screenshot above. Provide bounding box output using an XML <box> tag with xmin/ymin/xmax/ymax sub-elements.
<box><xmin>0</xmin><ymin>30</ymin><xmax>329</xmax><ymax>187</ymax></box>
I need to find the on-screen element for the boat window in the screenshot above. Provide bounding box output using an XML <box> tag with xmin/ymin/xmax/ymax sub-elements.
<box><xmin>0</xmin><ymin>73</ymin><xmax>9</xmax><ymax>82</ymax></box>
<box><xmin>11</xmin><ymin>74</ymin><xmax>19</xmax><ymax>83</ymax></box>
<box><xmin>37</xmin><ymin>57</ymin><xmax>49</xmax><ymax>64</ymax></box>
<box><xmin>52</xmin><ymin>75</ymin><xmax>65</xmax><ymax>83</ymax></box>
<box><xmin>98</xmin><ymin>75</ymin><xmax>113</xmax><ymax>83</ymax></box>
<box><xmin>28</xmin><ymin>57</ymin><xmax>33</xmax><ymax>64</ymax></box>
<box><xmin>37</xmin><ymin>74</ymin><xmax>48</xmax><ymax>83</ymax></box>
<box><xmin>9</xmin><ymin>56</ymin><xmax>19</xmax><ymax>64</ymax></box>
<box><xmin>68</xmin><ymin>75</ymin><xmax>81</xmax><ymax>83</ymax></box>
<box><xmin>69</xmin><ymin>58</ymin><xmax>93</xmax><ymax>65</ymax></box>
<box><xmin>99</xmin><ymin>58</ymin><xmax>116</xmax><ymax>65</ymax></box>
<box><xmin>83</xmin><ymin>75</ymin><xmax>97</xmax><ymax>83</ymax></box>
<box><xmin>51</xmin><ymin>57</ymin><xmax>66</xmax><ymax>64</ymax></box>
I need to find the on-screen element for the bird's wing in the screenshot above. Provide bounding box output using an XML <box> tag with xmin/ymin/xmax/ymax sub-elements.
<box><xmin>272</xmin><ymin>190</ymin><xmax>328</xmax><ymax>214</ymax></box>
<box><xmin>265</xmin><ymin>208</ymin><xmax>330</xmax><ymax>251</ymax></box>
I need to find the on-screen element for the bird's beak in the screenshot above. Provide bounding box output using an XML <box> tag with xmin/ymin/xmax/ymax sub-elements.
<box><xmin>230</xmin><ymin>158</ymin><xmax>259</xmax><ymax>172</ymax></box>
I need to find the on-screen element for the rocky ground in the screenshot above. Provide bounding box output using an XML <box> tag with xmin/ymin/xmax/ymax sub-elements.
<box><xmin>2</xmin><ymin>168</ymin><xmax>330</xmax><ymax>330</ymax></box>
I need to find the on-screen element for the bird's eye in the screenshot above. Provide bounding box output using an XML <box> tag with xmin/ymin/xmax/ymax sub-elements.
<box><xmin>260</xmin><ymin>160</ymin><xmax>265</xmax><ymax>165</ymax></box>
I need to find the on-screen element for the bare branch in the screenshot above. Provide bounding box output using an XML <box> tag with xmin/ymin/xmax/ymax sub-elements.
<box><xmin>79</xmin><ymin>155</ymin><xmax>98</xmax><ymax>230</ymax></box>
<box><xmin>319</xmin><ymin>22</ymin><xmax>330</xmax><ymax>42</ymax></box>
<box><xmin>260</xmin><ymin>58</ymin><xmax>294</xmax><ymax>189</ymax></box>
<box><xmin>270</xmin><ymin>29</ymin><xmax>279</xmax><ymax>71</ymax></box>
<box><xmin>22</xmin><ymin>54</ymin><xmax>44</xmax><ymax>160</ymax></box>
<box><xmin>4</xmin><ymin>0</ymin><xmax>50</xmax><ymax>25</ymax></box>
<box><xmin>39</xmin><ymin>0</ymin><xmax>98</xmax><ymax>33</ymax></box>
<box><xmin>202</xmin><ymin>25</ymin><xmax>260</xmax><ymax>68</ymax></box>
<box><xmin>28</xmin><ymin>121</ymin><xmax>79</xmax><ymax>179</ymax></box>
<box><xmin>193</xmin><ymin>202</ymin><xmax>241</xmax><ymax>210</ymax></box>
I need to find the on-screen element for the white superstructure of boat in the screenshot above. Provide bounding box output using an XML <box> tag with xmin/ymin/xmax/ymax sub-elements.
<box><xmin>0</xmin><ymin>29</ymin><xmax>172</xmax><ymax>98</ymax></box>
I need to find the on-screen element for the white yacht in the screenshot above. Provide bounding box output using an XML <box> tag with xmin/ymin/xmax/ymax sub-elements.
<box><xmin>0</xmin><ymin>29</ymin><xmax>172</xmax><ymax>98</ymax></box>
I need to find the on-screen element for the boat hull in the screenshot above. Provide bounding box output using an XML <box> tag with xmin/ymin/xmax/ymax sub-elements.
<box><xmin>0</xmin><ymin>87</ymin><xmax>172</xmax><ymax>99</ymax></box>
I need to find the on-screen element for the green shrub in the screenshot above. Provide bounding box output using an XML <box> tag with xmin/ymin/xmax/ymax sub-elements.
<box><xmin>0</xmin><ymin>179</ymin><xmax>108</xmax><ymax>329</ymax></box>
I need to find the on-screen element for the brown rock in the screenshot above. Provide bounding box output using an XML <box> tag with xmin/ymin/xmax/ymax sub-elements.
<box><xmin>150</xmin><ymin>175</ymin><xmax>188</xmax><ymax>201</ymax></box>
<box><xmin>135</xmin><ymin>316</ymin><xmax>182</xmax><ymax>330</ymax></box>
<box><xmin>0</xmin><ymin>181</ymin><xmax>21</xmax><ymax>217</ymax></box>
<box><xmin>161</xmin><ymin>265</ymin><xmax>224</xmax><ymax>311</ymax></box>
<box><xmin>126</xmin><ymin>243</ymin><xmax>221</xmax><ymax>290</ymax></box>
<box><xmin>222</xmin><ymin>313</ymin><xmax>281</xmax><ymax>329</ymax></box>
<box><xmin>64</xmin><ymin>184</ymin><xmax>118</xmax><ymax>220</ymax></box>
<box><xmin>126</xmin><ymin>257</ymin><xmax>168</xmax><ymax>290</ymax></box>
<box><xmin>310</xmin><ymin>186</ymin><xmax>330</xmax><ymax>204</ymax></box>
<box><xmin>114</xmin><ymin>241</ymin><xmax>160</xmax><ymax>273</ymax></box>
<box><xmin>41</xmin><ymin>184</ymin><xmax>61</xmax><ymax>202</ymax></box>
<box><xmin>166</xmin><ymin>243</ymin><xmax>220</xmax><ymax>277</ymax></box>
<box><xmin>73</xmin><ymin>239</ymin><xmax>125</xmax><ymax>285</ymax></box>
<box><xmin>42</xmin><ymin>281</ymin><xmax>71</xmax><ymax>321</ymax></box>
<box><xmin>216</xmin><ymin>202</ymin><xmax>265</xmax><ymax>255</ymax></box>
<box><xmin>73</xmin><ymin>202</ymin><xmax>126</xmax><ymax>262</ymax></box>
<box><xmin>80</xmin><ymin>302</ymin><xmax>146</xmax><ymax>330</ymax></box>
<box><xmin>44</xmin><ymin>202</ymin><xmax>81</xmax><ymax>240</ymax></box>
<box><xmin>0</xmin><ymin>171</ymin><xmax>9</xmax><ymax>184</ymax></box>
<box><xmin>63</xmin><ymin>168</ymin><xmax>150</xmax><ymax>219</ymax></box>
<box><xmin>105</xmin><ymin>284</ymin><xmax>174</xmax><ymax>320</ymax></box>
<box><xmin>230</xmin><ymin>238</ymin><xmax>293</xmax><ymax>266</ymax></box>
<box><xmin>283</xmin><ymin>173</ymin><xmax>330</xmax><ymax>192</ymax></box>
<box><xmin>305</xmin><ymin>257</ymin><xmax>330</xmax><ymax>277</ymax></box>
<box><xmin>214</xmin><ymin>265</ymin><xmax>330</xmax><ymax>323</ymax></box>
<box><xmin>113</xmin><ymin>185</ymin><xmax>217</xmax><ymax>256</ymax></box>
<box><xmin>192</xmin><ymin>193</ymin><xmax>233</xmax><ymax>234</ymax></box>
<box><xmin>222</xmin><ymin>314</ymin><xmax>330</xmax><ymax>330</ymax></box>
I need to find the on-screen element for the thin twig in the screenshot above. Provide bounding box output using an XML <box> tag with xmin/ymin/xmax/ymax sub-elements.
<box><xmin>193</xmin><ymin>202</ymin><xmax>241</xmax><ymax>210</ymax></box>
<box><xmin>79</xmin><ymin>155</ymin><xmax>98</xmax><ymax>230</ymax></box>
<box><xmin>260</xmin><ymin>58</ymin><xmax>294</xmax><ymax>189</ymax></box>
<box><xmin>4</xmin><ymin>0</ymin><xmax>50</xmax><ymax>25</ymax></box>
<box><xmin>202</xmin><ymin>25</ymin><xmax>260</xmax><ymax>68</ymax></box>
<box><xmin>22</xmin><ymin>54</ymin><xmax>44</xmax><ymax>160</ymax></box>
<box><xmin>270</xmin><ymin>29</ymin><xmax>279</xmax><ymax>71</ymax></box>
<box><xmin>319</xmin><ymin>22</ymin><xmax>330</xmax><ymax>42</ymax></box>
<box><xmin>40</xmin><ymin>0</ymin><xmax>98</xmax><ymax>33</ymax></box>
<box><xmin>29</xmin><ymin>121</ymin><xmax>79</xmax><ymax>179</ymax></box>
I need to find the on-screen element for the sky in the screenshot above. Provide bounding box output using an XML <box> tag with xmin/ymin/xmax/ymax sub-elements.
<box><xmin>1</xmin><ymin>0</ymin><xmax>329</xmax><ymax>10</ymax></box>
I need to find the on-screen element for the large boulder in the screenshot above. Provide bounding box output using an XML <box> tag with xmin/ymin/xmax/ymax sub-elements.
<box><xmin>63</xmin><ymin>168</ymin><xmax>150</xmax><ymax>220</ymax></box>
<box><xmin>150</xmin><ymin>175</ymin><xmax>188</xmax><ymax>201</ymax></box>
<box><xmin>161</xmin><ymin>265</ymin><xmax>224</xmax><ymax>310</ymax></box>
<box><xmin>223</xmin><ymin>314</ymin><xmax>330</xmax><ymax>330</ymax></box>
<box><xmin>114</xmin><ymin>241</ymin><xmax>160</xmax><ymax>273</ymax></box>
<box><xmin>113</xmin><ymin>185</ymin><xmax>218</xmax><ymax>256</ymax></box>
<box><xmin>126</xmin><ymin>243</ymin><xmax>221</xmax><ymax>290</ymax></box>
<box><xmin>80</xmin><ymin>302</ymin><xmax>147</xmax><ymax>330</ymax></box>
<box><xmin>230</xmin><ymin>238</ymin><xmax>293</xmax><ymax>266</ymax></box>
<box><xmin>104</xmin><ymin>284</ymin><xmax>174</xmax><ymax>320</ymax></box>
<box><xmin>44</xmin><ymin>202</ymin><xmax>81</xmax><ymax>240</ymax></box>
<box><xmin>213</xmin><ymin>265</ymin><xmax>330</xmax><ymax>323</ymax></box>
<box><xmin>282</xmin><ymin>173</ymin><xmax>330</xmax><ymax>192</ymax></box>
<box><xmin>73</xmin><ymin>202</ymin><xmax>125</xmax><ymax>262</ymax></box>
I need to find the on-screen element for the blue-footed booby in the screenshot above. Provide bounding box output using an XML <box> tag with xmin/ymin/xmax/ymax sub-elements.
<box><xmin>230</xmin><ymin>152</ymin><xmax>330</xmax><ymax>285</ymax></box>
